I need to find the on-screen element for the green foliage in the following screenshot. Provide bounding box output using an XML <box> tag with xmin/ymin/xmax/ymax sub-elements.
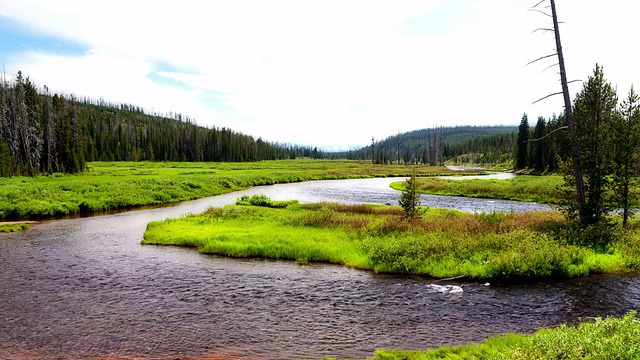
<box><xmin>370</xmin><ymin>312</ymin><xmax>640</xmax><ymax>360</ymax></box>
<box><xmin>395</xmin><ymin>175</ymin><xmax>564</xmax><ymax>204</ymax></box>
<box><xmin>143</xmin><ymin>202</ymin><xmax>635</xmax><ymax>282</ymax></box>
<box><xmin>610</xmin><ymin>86</ymin><xmax>640</xmax><ymax>228</ymax></box>
<box><xmin>563</xmin><ymin>64</ymin><xmax>618</xmax><ymax>227</ymax></box>
<box><xmin>0</xmin><ymin>71</ymin><xmax>326</xmax><ymax>178</ymax></box>
<box><xmin>0</xmin><ymin>160</ymin><xmax>475</xmax><ymax>220</ymax></box>
<box><xmin>236</xmin><ymin>194</ymin><xmax>299</xmax><ymax>208</ymax></box>
<box><xmin>0</xmin><ymin>223</ymin><xmax>30</xmax><ymax>232</ymax></box>
<box><xmin>372</xmin><ymin>334</ymin><xmax>526</xmax><ymax>360</ymax></box>
<box><xmin>515</xmin><ymin>113</ymin><xmax>529</xmax><ymax>170</ymax></box>
<box><xmin>341</xmin><ymin>126</ymin><xmax>518</xmax><ymax>165</ymax></box>
<box><xmin>398</xmin><ymin>170</ymin><xmax>423</xmax><ymax>219</ymax></box>
<box><xmin>483</xmin><ymin>231</ymin><xmax>587</xmax><ymax>281</ymax></box>
<box><xmin>531</xmin><ymin>116</ymin><xmax>546</xmax><ymax>172</ymax></box>
<box><xmin>511</xmin><ymin>311</ymin><xmax>640</xmax><ymax>359</ymax></box>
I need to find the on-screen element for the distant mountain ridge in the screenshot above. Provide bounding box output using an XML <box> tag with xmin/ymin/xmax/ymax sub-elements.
<box><xmin>335</xmin><ymin>125</ymin><xmax>517</xmax><ymax>165</ymax></box>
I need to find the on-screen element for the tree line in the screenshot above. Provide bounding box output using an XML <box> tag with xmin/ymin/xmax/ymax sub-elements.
<box><xmin>340</xmin><ymin>126</ymin><xmax>518</xmax><ymax>165</ymax></box>
<box><xmin>0</xmin><ymin>72</ymin><xmax>323</xmax><ymax>177</ymax></box>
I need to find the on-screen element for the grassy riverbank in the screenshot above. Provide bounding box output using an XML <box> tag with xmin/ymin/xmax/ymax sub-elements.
<box><xmin>391</xmin><ymin>175</ymin><xmax>564</xmax><ymax>204</ymax></box>
<box><xmin>0</xmin><ymin>160</ymin><xmax>481</xmax><ymax>220</ymax></box>
<box><xmin>369</xmin><ymin>311</ymin><xmax>640</xmax><ymax>359</ymax></box>
<box><xmin>143</xmin><ymin>200</ymin><xmax>640</xmax><ymax>282</ymax></box>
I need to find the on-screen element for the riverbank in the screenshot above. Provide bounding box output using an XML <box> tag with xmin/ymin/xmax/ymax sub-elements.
<box><xmin>142</xmin><ymin>200</ymin><xmax>640</xmax><ymax>282</ymax></box>
<box><xmin>369</xmin><ymin>311</ymin><xmax>639</xmax><ymax>359</ymax></box>
<box><xmin>390</xmin><ymin>175</ymin><xmax>564</xmax><ymax>204</ymax></box>
<box><xmin>0</xmin><ymin>160</ymin><xmax>483</xmax><ymax>220</ymax></box>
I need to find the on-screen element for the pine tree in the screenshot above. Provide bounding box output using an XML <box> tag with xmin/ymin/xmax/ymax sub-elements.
<box><xmin>399</xmin><ymin>169</ymin><xmax>423</xmax><ymax>219</ymax></box>
<box><xmin>531</xmin><ymin>116</ymin><xmax>546</xmax><ymax>172</ymax></box>
<box><xmin>562</xmin><ymin>64</ymin><xmax>618</xmax><ymax>226</ymax></box>
<box><xmin>611</xmin><ymin>86</ymin><xmax>640</xmax><ymax>228</ymax></box>
<box><xmin>515</xmin><ymin>113</ymin><xmax>529</xmax><ymax>169</ymax></box>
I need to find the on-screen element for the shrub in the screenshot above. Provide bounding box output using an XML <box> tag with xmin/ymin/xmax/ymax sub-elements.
<box><xmin>485</xmin><ymin>231</ymin><xmax>586</xmax><ymax>281</ymax></box>
<box><xmin>399</xmin><ymin>169</ymin><xmax>424</xmax><ymax>219</ymax></box>
<box><xmin>235</xmin><ymin>194</ymin><xmax>298</xmax><ymax>208</ymax></box>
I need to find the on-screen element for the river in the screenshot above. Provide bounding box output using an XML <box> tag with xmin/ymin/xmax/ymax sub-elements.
<box><xmin>0</xmin><ymin>177</ymin><xmax>638</xmax><ymax>359</ymax></box>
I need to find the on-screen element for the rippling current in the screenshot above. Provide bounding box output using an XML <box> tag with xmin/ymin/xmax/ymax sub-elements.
<box><xmin>1</xmin><ymin>178</ymin><xmax>638</xmax><ymax>359</ymax></box>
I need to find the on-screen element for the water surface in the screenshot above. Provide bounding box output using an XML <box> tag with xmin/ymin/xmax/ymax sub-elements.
<box><xmin>0</xmin><ymin>177</ymin><xmax>636</xmax><ymax>359</ymax></box>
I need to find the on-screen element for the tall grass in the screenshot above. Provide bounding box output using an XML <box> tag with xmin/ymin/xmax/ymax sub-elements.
<box><xmin>144</xmin><ymin>205</ymin><xmax>370</xmax><ymax>268</ymax></box>
<box><xmin>371</xmin><ymin>311</ymin><xmax>640</xmax><ymax>360</ymax></box>
<box><xmin>143</xmin><ymin>202</ymin><xmax>639</xmax><ymax>282</ymax></box>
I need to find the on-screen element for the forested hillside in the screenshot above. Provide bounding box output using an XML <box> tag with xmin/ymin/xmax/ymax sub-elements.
<box><xmin>340</xmin><ymin>126</ymin><xmax>518</xmax><ymax>165</ymax></box>
<box><xmin>0</xmin><ymin>72</ymin><xmax>321</xmax><ymax>177</ymax></box>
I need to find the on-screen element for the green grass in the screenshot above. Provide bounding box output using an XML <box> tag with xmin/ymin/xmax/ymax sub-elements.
<box><xmin>142</xmin><ymin>201</ymin><xmax>640</xmax><ymax>282</ymax></box>
<box><xmin>370</xmin><ymin>311</ymin><xmax>640</xmax><ymax>360</ymax></box>
<box><xmin>0</xmin><ymin>223</ymin><xmax>30</xmax><ymax>232</ymax></box>
<box><xmin>391</xmin><ymin>175</ymin><xmax>564</xmax><ymax>204</ymax></box>
<box><xmin>0</xmin><ymin>160</ymin><xmax>482</xmax><ymax>220</ymax></box>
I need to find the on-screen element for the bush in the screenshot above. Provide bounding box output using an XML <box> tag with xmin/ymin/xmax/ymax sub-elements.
<box><xmin>485</xmin><ymin>231</ymin><xmax>586</xmax><ymax>281</ymax></box>
<box><xmin>236</xmin><ymin>194</ymin><xmax>298</xmax><ymax>208</ymax></box>
<box><xmin>511</xmin><ymin>311</ymin><xmax>640</xmax><ymax>359</ymax></box>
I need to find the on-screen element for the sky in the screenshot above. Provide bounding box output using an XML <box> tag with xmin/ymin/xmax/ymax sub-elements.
<box><xmin>1</xmin><ymin>0</ymin><xmax>639</xmax><ymax>150</ymax></box>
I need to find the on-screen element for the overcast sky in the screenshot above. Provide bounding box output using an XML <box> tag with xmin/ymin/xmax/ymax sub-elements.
<box><xmin>1</xmin><ymin>0</ymin><xmax>639</xmax><ymax>149</ymax></box>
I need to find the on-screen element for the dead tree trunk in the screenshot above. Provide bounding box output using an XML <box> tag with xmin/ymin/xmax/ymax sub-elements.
<box><xmin>550</xmin><ymin>0</ymin><xmax>585</xmax><ymax>220</ymax></box>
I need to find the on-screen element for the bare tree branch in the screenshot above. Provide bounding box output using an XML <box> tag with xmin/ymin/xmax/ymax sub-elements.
<box><xmin>531</xmin><ymin>0</ymin><xmax>546</xmax><ymax>9</ymax></box>
<box><xmin>526</xmin><ymin>53</ymin><xmax>557</xmax><ymax>66</ymax></box>
<box><xmin>525</xmin><ymin>126</ymin><xmax>568</xmax><ymax>143</ymax></box>
<box><xmin>529</xmin><ymin>8</ymin><xmax>552</xmax><ymax>17</ymax></box>
<box><xmin>532</xmin><ymin>91</ymin><xmax>563</xmax><ymax>104</ymax></box>
<box><xmin>567</xmin><ymin>79</ymin><xmax>582</xmax><ymax>85</ymax></box>
<box><xmin>542</xmin><ymin>62</ymin><xmax>560</xmax><ymax>73</ymax></box>
<box><xmin>533</xmin><ymin>27</ymin><xmax>555</xmax><ymax>34</ymax></box>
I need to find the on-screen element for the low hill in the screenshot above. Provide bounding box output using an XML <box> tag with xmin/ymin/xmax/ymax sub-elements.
<box><xmin>335</xmin><ymin>125</ymin><xmax>517</xmax><ymax>165</ymax></box>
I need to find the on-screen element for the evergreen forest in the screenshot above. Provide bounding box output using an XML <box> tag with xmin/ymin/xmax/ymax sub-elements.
<box><xmin>342</xmin><ymin>125</ymin><xmax>519</xmax><ymax>166</ymax></box>
<box><xmin>0</xmin><ymin>72</ymin><xmax>323</xmax><ymax>177</ymax></box>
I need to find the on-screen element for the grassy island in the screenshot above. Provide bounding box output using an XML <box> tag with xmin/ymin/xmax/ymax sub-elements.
<box><xmin>143</xmin><ymin>199</ymin><xmax>640</xmax><ymax>282</ymax></box>
<box><xmin>0</xmin><ymin>222</ymin><xmax>30</xmax><ymax>232</ymax></box>
<box><xmin>391</xmin><ymin>175</ymin><xmax>564</xmax><ymax>205</ymax></box>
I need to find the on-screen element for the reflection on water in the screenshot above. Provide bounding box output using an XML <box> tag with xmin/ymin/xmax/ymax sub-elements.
<box><xmin>0</xmin><ymin>178</ymin><xmax>637</xmax><ymax>359</ymax></box>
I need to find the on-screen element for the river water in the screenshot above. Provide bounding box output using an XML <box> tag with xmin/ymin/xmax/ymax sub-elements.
<box><xmin>1</xmin><ymin>178</ymin><xmax>638</xmax><ymax>359</ymax></box>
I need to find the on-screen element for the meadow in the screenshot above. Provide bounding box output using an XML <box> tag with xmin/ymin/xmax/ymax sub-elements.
<box><xmin>368</xmin><ymin>311</ymin><xmax>640</xmax><ymax>359</ymax></box>
<box><xmin>143</xmin><ymin>198</ymin><xmax>640</xmax><ymax>282</ymax></box>
<box><xmin>0</xmin><ymin>160</ymin><xmax>481</xmax><ymax>220</ymax></box>
<box><xmin>391</xmin><ymin>175</ymin><xmax>564</xmax><ymax>204</ymax></box>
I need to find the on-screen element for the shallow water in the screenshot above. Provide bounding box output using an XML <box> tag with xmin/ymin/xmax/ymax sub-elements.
<box><xmin>0</xmin><ymin>177</ymin><xmax>636</xmax><ymax>359</ymax></box>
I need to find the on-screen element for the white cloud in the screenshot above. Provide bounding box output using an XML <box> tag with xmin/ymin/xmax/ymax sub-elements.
<box><xmin>1</xmin><ymin>0</ymin><xmax>640</xmax><ymax>147</ymax></box>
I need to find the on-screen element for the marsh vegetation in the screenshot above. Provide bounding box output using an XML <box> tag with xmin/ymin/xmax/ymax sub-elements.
<box><xmin>370</xmin><ymin>311</ymin><xmax>640</xmax><ymax>360</ymax></box>
<box><xmin>143</xmin><ymin>198</ymin><xmax>640</xmax><ymax>282</ymax></box>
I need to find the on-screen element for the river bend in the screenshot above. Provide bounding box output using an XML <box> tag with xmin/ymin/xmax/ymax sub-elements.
<box><xmin>1</xmin><ymin>178</ymin><xmax>637</xmax><ymax>359</ymax></box>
